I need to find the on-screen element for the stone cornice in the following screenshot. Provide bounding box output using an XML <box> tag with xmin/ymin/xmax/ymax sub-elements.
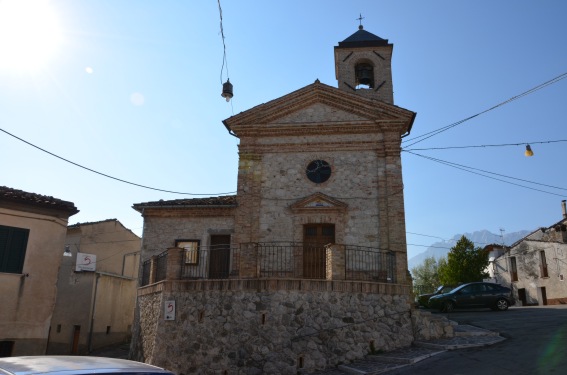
<box><xmin>137</xmin><ymin>278</ymin><xmax>411</xmax><ymax>296</ymax></box>
<box><xmin>233</xmin><ymin>120</ymin><xmax>408</xmax><ymax>138</ymax></box>
<box><xmin>238</xmin><ymin>140</ymin><xmax>402</xmax><ymax>154</ymax></box>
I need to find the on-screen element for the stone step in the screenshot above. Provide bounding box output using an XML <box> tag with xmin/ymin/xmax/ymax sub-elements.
<box><xmin>367</xmin><ymin>347</ymin><xmax>446</xmax><ymax>364</ymax></box>
<box><xmin>335</xmin><ymin>347</ymin><xmax>446</xmax><ymax>374</ymax></box>
<box><xmin>337</xmin><ymin>360</ymin><xmax>406</xmax><ymax>375</ymax></box>
<box><xmin>414</xmin><ymin>335</ymin><xmax>506</xmax><ymax>350</ymax></box>
<box><xmin>454</xmin><ymin>324</ymin><xmax>499</xmax><ymax>337</ymax></box>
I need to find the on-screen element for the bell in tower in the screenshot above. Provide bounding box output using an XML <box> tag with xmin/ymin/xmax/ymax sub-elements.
<box><xmin>355</xmin><ymin>62</ymin><xmax>374</xmax><ymax>88</ymax></box>
<box><xmin>334</xmin><ymin>24</ymin><xmax>394</xmax><ymax>104</ymax></box>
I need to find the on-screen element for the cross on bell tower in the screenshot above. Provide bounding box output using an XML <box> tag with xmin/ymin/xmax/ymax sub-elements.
<box><xmin>356</xmin><ymin>13</ymin><xmax>365</xmax><ymax>27</ymax></box>
<box><xmin>334</xmin><ymin>21</ymin><xmax>394</xmax><ymax>104</ymax></box>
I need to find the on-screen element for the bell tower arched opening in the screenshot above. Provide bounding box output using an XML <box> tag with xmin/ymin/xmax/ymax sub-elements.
<box><xmin>355</xmin><ymin>61</ymin><xmax>375</xmax><ymax>89</ymax></box>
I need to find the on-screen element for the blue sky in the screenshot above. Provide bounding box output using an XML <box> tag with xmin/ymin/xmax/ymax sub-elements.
<box><xmin>1</xmin><ymin>1</ymin><xmax>566</xmax><ymax>259</ymax></box>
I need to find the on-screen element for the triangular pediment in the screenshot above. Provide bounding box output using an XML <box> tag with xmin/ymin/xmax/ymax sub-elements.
<box><xmin>275</xmin><ymin>102</ymin><xmax>368</xmax><ymax>124</ymax></box>
<box><xmin>223</xmin><ymin>81</ymin><xmax>415</xmax><ymax>136</ymax></box>
<box><xmin>290</xmin><ymin>193</ymin><xmax>348</xmax><ymax>213</ymax></box>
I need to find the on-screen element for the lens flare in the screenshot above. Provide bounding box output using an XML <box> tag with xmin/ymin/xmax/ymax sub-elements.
<box><xmin>0</xmin><ymin>0</ymin><xmax>63</xmax><ymax>72</ymax></box>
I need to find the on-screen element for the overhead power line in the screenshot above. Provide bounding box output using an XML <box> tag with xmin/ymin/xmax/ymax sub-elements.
<box><xmin>402</xmin><ymin>71</ymin><xmax>567</xmax><ymax>148</ymax></box>
<box><xmin>0</xmin><ymin>126</ymin><xmax>236</xmax><ymax>196</ymax></box>
<box><xmin>406</xmin><ymin>231</ymin><xmax>456</xmax><ymax>242</ymax></box>
<box><xmin>405</xmin><ymin>151</ymin><xmax>567</xmax><ymax>197</ymax></box>
<box><xmin>403</xmin><ymin>139</ymin><xmax>567</xmax><ymax>152</ymax></box>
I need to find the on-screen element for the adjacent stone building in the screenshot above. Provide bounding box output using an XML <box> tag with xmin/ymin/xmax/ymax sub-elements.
<box><xmin>130</xmin><ymin>26</ymin><xmax>443</xmax><ymax>374</ymax></box>
<box><xmin>0</xmin><ymin>186</ymin><xmax>78</xmax><ymax>356</ymax></box>
<box><xmin>47</xmin><ymin>219</ymin><xmax>140</xmax><ymax>355</ymax></box>
<box><xmin>491</xmin><ymin>201</ymin><xmax>567</xmax><ymax>306</ymax></box>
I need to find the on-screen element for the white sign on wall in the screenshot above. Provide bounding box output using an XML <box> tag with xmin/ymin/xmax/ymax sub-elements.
<box><xmin>75</xmin><ymin>252</ymin><xmax>97</xmax><ymax>272</ymax></box>
<box><xmin>164</xmin><ymin>300</ymin><xmax>176</xmax><ymax>321</ymax></box>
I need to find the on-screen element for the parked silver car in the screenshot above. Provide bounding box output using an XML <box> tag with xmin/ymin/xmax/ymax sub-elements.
<box><xmin>0</xmin><ymin>356</ymin><xmax>174</xmax><ymax>375</ymax></box>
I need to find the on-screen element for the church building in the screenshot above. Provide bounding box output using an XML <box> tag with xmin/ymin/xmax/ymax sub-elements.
<box><xmin>131</xmin><ymin>25</ymin><xmax>425</xmax><ymax>375</ymax></box>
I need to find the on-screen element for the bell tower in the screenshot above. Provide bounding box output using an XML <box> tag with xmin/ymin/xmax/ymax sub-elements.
<box><xmin>334</xmin><ymin>25</ymin><xmax>394</xmax><ymax>104</ymax></box>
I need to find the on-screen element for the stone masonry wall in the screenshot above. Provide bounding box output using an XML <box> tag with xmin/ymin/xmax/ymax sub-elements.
<box><xmin>258</xmin><ymin>149</ymin><xmax>380</xmax><ymax>247</ymax></box>
<box><xmin>141</xmin><ymin>215</ymin><xmax>235</xmax><ymax>259</ymax></box>
<box><xmin>493</xmin><ymin>241</ymin><xmax>567</xmax><ymax>305</ymax></box>
<box><xmin>135</xmin><ymin>287</ymin><xmax>417</xmax><ymax>375</ymax></box>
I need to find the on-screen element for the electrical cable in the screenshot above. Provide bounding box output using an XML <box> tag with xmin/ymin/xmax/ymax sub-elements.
<box><xmin>0</xmin><ymin>126</ymin><xmax>236</xmax><ymax>196</ymax></box>
<box><xmin>406</xmin><ymin>231</ymin><xmax>455</xmax><ymax>242</ymax></box>
<box><xmin>217</xmin><ymin>0</ymin><xmax>229</xmax><ymax>85</ymax></box>
<box><xmin>217</xmin><ymin>0</ymin><xmax>234</xmax><ymax>115</ymax></box>
<box><xmin>402</xmin><ymin>71</ymin><xmax>567</xmax><ymax>147</ymax></box>
<box><xmin>403</xmin><ymin>139</ymin><xmax>567</xmax><ymax>152</ymax></box>
<box><xmin>406</xmin><ymin>151</ymin><xmax>567</xmax><ymax>191</ymax></box>
<box><xmin>405</xmin><ymin>150</ymin><xmax>567</xmax><ymax>197</ymax></box>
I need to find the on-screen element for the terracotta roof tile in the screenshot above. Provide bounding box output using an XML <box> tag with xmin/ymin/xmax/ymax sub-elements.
<box><xmin>0</xmin><ymin>186</ymin><xmax>79</xmax><ymax>214</ymax></box>
<box><xmin>68</xmin><ymin>218</ymin><xmax>119</xmax><ymax>228</ymax></box>
<box><xmin>132</xmin><ymin>195</ymin><xmax>237</xmax><ymax>212</ymax></box>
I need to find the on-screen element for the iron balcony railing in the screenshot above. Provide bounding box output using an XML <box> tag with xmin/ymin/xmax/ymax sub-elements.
<box><xmin>155</xmin><ymin>250</ymin><xmax>168</xmax><ymax>282</ymax></box>
<box><xmin>141</xmin><ymin>258</ymin><xmax>151</xmax><ymax>286</ymax></box>
<box><xmin>181</xmin><ymin>244</ymin><xmax>240</xmax><ymax>280</ymax></box>
<box><xmin>140</xmin><ymin>242</ymin><xmax>396</xmax><ymax>286</ymax></box>
<box><xmin>343</xmin><ymin>244</ymin><xmax>396</xmax><ymax>282</ymax></box>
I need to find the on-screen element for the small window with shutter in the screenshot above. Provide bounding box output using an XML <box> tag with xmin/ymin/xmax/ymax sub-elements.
<box><xmin>0</xmin><ymin>225</ymin><xmax>30</xmax><ymax>274</ymax></box>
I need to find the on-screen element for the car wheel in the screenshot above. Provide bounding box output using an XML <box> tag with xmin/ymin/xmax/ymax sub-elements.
<box><xmin>441</xmin><ymin>301</ymin><xmax>454</xmax><ymax>313</ymax></box>
<box><xmin>495</xmin><ymin>298</ymin><xmax>509</xmax><ymax>311</ymax></box>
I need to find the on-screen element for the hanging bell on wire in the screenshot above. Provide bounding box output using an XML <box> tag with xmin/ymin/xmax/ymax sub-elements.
<box><xmin>221</xmin><ymin>79</ymin><xmax>233</xmax><ymax>102</ymax></box>
<box><xmin>525</xmin><ymin>144</ymin><xmax>534</xmax><ymax>157</ymax></box>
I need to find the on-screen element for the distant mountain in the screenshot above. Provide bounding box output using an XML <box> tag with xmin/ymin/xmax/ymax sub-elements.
<box><xmin>408</xmin><ymin>229</ymin><xmax>532</xmax><ymax>270</ymax></box>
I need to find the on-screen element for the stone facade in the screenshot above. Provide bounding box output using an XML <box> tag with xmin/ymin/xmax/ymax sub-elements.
<box><xmin>140</xmin><ymin>211</ymin><xmax>235</xmax><ymax>257</ymax></box>
<box><xmin>492</xmin><ymin>229</ymin><xmax>567</xmax><ymax>305</ymax></box>
<box><xmin>130</xmin><ymin>26</ymin><xmax>426</xmax><ymax>373</ymax></box>
<box><xmin>225</xmin><ymin>81</ymin><xmax>414</xmax><ymax>281</ymax></box>
<box><xmin>491</xmin><ymin>202</ymin><xmax>567</xmax><ymax>306</ymax></box>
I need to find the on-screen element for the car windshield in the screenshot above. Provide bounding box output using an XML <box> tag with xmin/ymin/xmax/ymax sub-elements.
<box><xmin>442</xmin><ymin>285</ymin><xmax>462</xmax><ymax>293</ymax></box>
<box><xmin>436</xmin><ymin>285</ymin><xmax>455</xmax><ymax>294</ymax></box>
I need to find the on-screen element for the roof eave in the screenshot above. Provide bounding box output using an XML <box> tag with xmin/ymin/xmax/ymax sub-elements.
<box><xmin>132</xmin><ymin>204</ymin><xmax>237</xmax><ymax>213</ymax></box>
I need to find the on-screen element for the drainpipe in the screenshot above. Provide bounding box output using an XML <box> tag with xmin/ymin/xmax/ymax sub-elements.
<box><xmin>87</xmin><ymin>273</ymin><xmax>100</xmax><ymax>353</ymax></box>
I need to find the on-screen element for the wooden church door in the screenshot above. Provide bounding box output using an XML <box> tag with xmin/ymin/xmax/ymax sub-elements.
<box><xmin>303</xmin><ymin>224</ymin><xmax>335</xmax><ymax>279</ymax></box>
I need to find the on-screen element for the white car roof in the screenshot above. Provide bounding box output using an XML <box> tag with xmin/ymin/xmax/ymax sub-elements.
<box><xmin>0</xmin><ymin>356</ymin><xmax>174</xmax><ymax>375</ymax></box>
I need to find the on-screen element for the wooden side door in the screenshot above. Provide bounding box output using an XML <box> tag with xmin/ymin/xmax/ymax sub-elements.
<box><xmin>209</xmin><ymin>235</ymin><xmax>231</xmax><ymax>279</ymax></box>
<box><xmin>518</xmin><ymin>288</ymin><xmax>527</xmax><ymax>306</ymax></box>
<box><xmin>303</xmin><ymin>224</ymin><xmax>335</xmax><ymax>279</ymax></box>
<box><xmin>71</xmin><ymin>325</ymin><xmax>80</xmax><ymax>354</ymax></box>
<box><xmin>540</xmin><ymin>287</ymin><xmax>548</xmax><ymax>305</ymax></box>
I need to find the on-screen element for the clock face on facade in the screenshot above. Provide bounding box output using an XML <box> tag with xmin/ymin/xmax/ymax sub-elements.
<box><xmin>306</xmin><ymin>160</ymin><xmax>332</xmax><ymax>183</ymax></box>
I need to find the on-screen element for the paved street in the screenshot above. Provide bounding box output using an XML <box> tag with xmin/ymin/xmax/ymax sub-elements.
<box><xmin>389</xmin><ymin>305</ymin><xmax>567</xmax><ymax>375</ymax></box>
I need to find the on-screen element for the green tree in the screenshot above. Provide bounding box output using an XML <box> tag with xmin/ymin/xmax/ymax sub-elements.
<box><xmin>438</xmin><ymin>235</ymin><xmax>488</xmax><ymax>285</ymax></box>
<box><xmin>411</xmin><ymin>256</ymin><xmax>443</xmax><ymax>294</ymax></box>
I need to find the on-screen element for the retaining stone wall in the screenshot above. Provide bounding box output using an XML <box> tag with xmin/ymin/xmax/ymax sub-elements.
<box><xmin>134</xmin><ymin>287</ymin><xmax>421</xmax><ymax>375</ymax></box>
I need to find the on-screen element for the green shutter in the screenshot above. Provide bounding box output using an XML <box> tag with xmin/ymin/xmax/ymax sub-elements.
<box><xmin>0</xmin><ymin>225</ymin><xmax>30</xmax><ymax>274</ymax></box>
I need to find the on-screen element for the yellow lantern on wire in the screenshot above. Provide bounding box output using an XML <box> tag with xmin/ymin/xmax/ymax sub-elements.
<box><xmin>525</xmin><ymin>144</ymin><xmax>534</xmax><ymax>157</ymax></box>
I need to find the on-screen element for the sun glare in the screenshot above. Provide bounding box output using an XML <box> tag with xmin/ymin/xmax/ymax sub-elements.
<box><xmin>0</xmin><ymin>0</ymin><xmax>63</xmax><ymax>72</ymax></box>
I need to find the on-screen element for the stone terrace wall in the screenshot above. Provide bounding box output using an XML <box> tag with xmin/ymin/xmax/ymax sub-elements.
<box><xmin>133</xmin><ymin>280</ymin><xmax>419</xmax><ymax>375</ymax></box>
